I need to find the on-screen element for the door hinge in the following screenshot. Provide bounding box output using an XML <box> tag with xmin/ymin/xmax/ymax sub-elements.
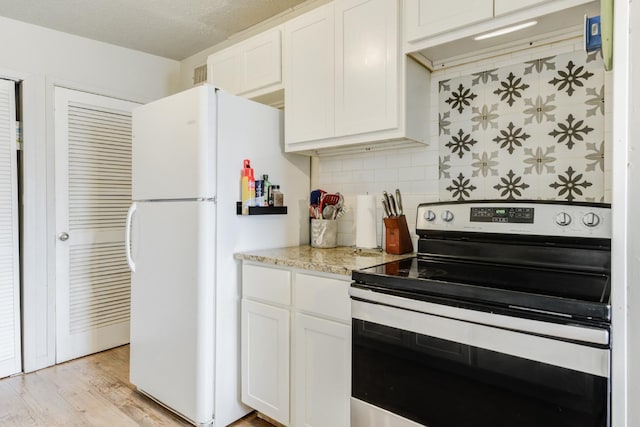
<box><xmin>16</xmin><ymin>121</ymin><xmax>22</xmax><ymax>151</ymax></box>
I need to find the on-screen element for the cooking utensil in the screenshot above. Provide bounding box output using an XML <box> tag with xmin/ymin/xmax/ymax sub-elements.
<box><xmin>382</xmin><ymin>199</ymin><xmax>392</xmax><ymax>218</ymax></box>
<box><xmin>389</xmin><ymin>194</ymin><xmax>398</xmax><ymax>217</ymax></box>
<box><xmin>322</xmin><ymin>204</ymin><xmax>336</xmax><ymax>219</ymax></box>
<box><xmin>323</xmin><ymin>193</ymin><xmax>341</xmax><ymax>206</ymax></box>
<box><xmin>309</xmin><ymin>204</ymin><xmax>319</xmax><ymax>219</ymax></box>
<box><xmin>395</xmin><ymin>189</ymin><xmax>403</xmax><ymax>215</ymax></box>
<box><xmin>310</xmin><ymin>189</ymin><xmax>326</xmax><ymax>205</ymax></box>
<box><xmin>334</xmin><ymin>193</ymin><xmax>344</xmax><ymax>220</ymax></box>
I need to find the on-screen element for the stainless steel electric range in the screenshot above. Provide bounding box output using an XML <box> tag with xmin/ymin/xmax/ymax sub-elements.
<box><xmin>350</xmin><ymin>201</ymin><xmax>611</xmax><ymax>427</ymax></box>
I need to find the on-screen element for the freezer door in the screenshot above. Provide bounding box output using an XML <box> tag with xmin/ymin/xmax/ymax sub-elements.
<box><xmin>129</xmin><ymin>201</ymin><xmax>215</xmax><ymax>424</ymax></box>
<box><xmin>132</xmin><ymin>85</ymin><xmax>216</xmax><ymax>200</ymax></box>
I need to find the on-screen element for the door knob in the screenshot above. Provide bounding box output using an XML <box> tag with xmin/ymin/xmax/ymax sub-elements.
<box><xmin>58</xmin><ymin>232</ymin><xmax>69</xmax><ymax>241</ymax></box>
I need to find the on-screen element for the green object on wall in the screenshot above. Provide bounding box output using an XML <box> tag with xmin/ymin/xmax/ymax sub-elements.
<box><xmin>601</xmin><ymin>0</ymin><xmax>613</xmax><ymax>71</ymax></box>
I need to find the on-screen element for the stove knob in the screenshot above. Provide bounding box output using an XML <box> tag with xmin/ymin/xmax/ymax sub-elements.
<box><xmin>582</xmin><ymin>212</ymin><xmax>600</xmax><ymax>227</ymax></box>
<box><xmin>441</xmin><ymin>210</ymin><xmax>454</xmax><ymax>222</ymax></box>
<box><xmin>424</xmin><ymin>210</ymin><xmax>436</xmax><ymax>222</ymax></box>
<box><xmin>555</xmin><ymin>212</ymin><xmax>572</xmax><ymax>226</ymax></box>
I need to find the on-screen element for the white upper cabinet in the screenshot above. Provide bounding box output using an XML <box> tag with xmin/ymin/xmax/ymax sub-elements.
<box><xmin>404</xmin><ymin>0</ymin><xmax>493</xmax><ymax>43</ymax></box>
<box><xmin>283</xmin><ymin>3</ymin><xmax>335</xmax><ymax>144</ymax></box>
<box><xmin>404</xmin><ymin>0</ymin><xmax>593</xmax><ymax>55</ymax></box>
<box><xmin>334</xmin><ymin>0</ymin><xmax>398</xmax><ymax>137</ymax></box>
<box><xmin>241</xmin><ymin>28</ymin><xmax>282</xmax><ymax>95</ymax></box>
<box><xmin>494</xmin><ymin>0</ymin><xmax>553</xmax><ymax>16</ymax></box>
<box><xmin>208</xmin><ymin>49</ymin><xmax>240</xmax><ymax>94</ymax></box>
<box><xmin>284</xmin><ymin>0</ymin><xmax>429</xmax><ymax>154</ymax></box>
<box><xmin>208</xmin><ymin>26</ymin><xmax>282</xmax><ymax>98</ymax></box>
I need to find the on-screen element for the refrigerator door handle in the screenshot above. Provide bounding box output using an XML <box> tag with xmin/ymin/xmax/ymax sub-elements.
<box><xmin>126</xmin><ymin>203</ymin><xmax>137</xmax><ymax>272</ymax></box>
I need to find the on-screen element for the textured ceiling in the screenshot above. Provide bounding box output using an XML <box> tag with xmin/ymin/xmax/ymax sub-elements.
<box><xmin>0</xmin><ymin>0</ymin><xmax>309</xmax><ymax>60</ymax></box>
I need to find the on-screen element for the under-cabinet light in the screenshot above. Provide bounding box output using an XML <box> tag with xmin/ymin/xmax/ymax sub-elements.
<box><xmin>473</xmin><ymin>21</ymin><xmax>538</xmax><ymax>41</ymax></box>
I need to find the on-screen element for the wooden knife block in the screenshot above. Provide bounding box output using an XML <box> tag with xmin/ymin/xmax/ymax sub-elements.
<box><xmin>383</xmin><ymin>215</ymin><xmax>413</xmax><ymax>255</ymax></box>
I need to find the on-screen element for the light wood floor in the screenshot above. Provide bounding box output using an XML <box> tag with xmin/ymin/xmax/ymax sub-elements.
<box><xmin>0</xmin><ymin>345</ymin><xmax>274</xmax><ymax>427</ymax></box>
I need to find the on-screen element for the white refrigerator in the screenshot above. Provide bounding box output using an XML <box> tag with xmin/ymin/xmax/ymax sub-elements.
<box><xmin>126</xmin><ymin>85</ymin><xmax>309</xmax><ymax>426</ymax></box>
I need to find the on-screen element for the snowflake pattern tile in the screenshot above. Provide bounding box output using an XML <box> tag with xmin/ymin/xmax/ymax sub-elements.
<box><xmin>437</xmin><ymin>50</ymin><xmax>606</xmax><ymax>202</ymax></box>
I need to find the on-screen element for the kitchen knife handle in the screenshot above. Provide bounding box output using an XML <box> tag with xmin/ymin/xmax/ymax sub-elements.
<box><xmin>389</xmin><ymin>194</ymin><xmax>398</xmax><ymax>217</ymax></box>
<box><xmin>395</xmin><ymin>189</ymin><xmax>403</xmax><ymax>215</ymax></box>
<box><xmin>382</xmin><ymin>199</ymin><xmax>392</xmax><ymax>218</ymax></box>
<box><xmin>382</xmin><ymin>191</ymin><xmax>391</xmax><ymax>212</ymax></box>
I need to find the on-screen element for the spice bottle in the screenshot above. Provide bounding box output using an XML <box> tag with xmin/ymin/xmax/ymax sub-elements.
<box><xmin>241</xmin><ymin>159</ymin><xmax>255</xmax><ymax>215</ymax></box>
<box><xmin>272</xmin><ymin>185</ymin><xmax>284</xmax><ymax>207</ymax></box>
<box><xmin>262</xmin><ymin>174</ymin><xmax>272</xmax><ymax>207</ymax></box>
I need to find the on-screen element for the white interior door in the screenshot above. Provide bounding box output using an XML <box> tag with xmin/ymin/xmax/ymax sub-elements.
<box><xmin>0</xmin><ymin>79</ymin><xmax>21</xmax><ymax>378</ymax></box>
<box><xmin>55</xmin><ymin>87</ymin><xmax>139</xmax><ymax>363</ymax></box>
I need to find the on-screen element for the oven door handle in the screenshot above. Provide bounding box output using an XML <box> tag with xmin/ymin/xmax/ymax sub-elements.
<box><xmin>349</xmin><ymin>287</ymin><xmax>609</xmax><ymax>346</ymax></box>
<box><xmin>351</xmin><ymin>298</ymin><xmax>610</xmax><ymax>378</ymax></box>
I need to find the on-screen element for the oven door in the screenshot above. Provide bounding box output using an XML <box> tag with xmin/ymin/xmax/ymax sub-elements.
<box><xmin>351</xmin><ymin>293</ymin><xmax>610</xmax><ymax>427</ymax></box>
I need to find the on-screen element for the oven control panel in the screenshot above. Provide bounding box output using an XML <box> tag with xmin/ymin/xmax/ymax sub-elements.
<box><xmin>470</xmin><ymin>207</ymin><xmax>535</xmax><ymax>223</ymax></box>
<box><xmin>416</xmin><ymin>201</ymin><xmax>611</xmax><ymax>238</ymax></box>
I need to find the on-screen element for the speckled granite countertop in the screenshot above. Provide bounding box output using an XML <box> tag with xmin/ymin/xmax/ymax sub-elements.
<box><xmin>234</xmin><ymin>245</ymin><xmax>414</xmax><ymax>276</ymax></box>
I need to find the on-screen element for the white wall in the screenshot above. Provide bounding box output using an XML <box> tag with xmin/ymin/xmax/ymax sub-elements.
<box><xmin>0</xmin><ymin>16</ymin><xmax>180</xmax><ymax>102</ymax></box>
<box><xmin>0</xmin><ymin>15</ymin><xmax>180</xmax><ymax>372</ymax></box>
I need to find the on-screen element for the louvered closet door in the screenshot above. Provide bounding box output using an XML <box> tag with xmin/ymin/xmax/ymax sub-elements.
<box><xmin>55</xmin><ymin>87</ymin><xmax>139</xmax><ymax>363</ymax></box>
<box><xmin>0</xmin><ymin>79</ymin><xmax>21</xmax><ymax>378</ymax></box>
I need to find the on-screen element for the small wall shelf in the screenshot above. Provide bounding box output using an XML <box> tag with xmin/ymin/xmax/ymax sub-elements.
<box><xmin>236</xmin><ymin>202</ymin><xmax>287</xmax><ymax>215</ymax></box>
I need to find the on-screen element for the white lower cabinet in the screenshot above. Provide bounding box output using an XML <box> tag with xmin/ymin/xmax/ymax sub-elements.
<box><xmin>241</xmin><ymin>263</ymin><xmax>351</xmax><ymax>427</ymax></box>
<box><xmin>292</xmin><ymin>313</ymin><xmax>350</xmax><ymax>427</ymax></box>
<box><xmin>241</xmin><ymin>299</ymin><xmax>291</xmax><ymax>425</ymax></box>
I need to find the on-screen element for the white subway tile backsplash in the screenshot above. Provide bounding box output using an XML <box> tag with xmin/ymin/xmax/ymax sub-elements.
<box><xmin>342</xmin><ymin>157</ymin><xmax>364</xmax><ymax>171</ymax></box>
<box><xmin>386</xmin><ymin>153</ymin><xmax>414</xmax><ymax>168</ymax></box>
<box><xmin>398</xmin><ymin>166</ymin><xmax>426</xmax><ymax>181</ymax></box>
<box><xmin>332</xmin><ymin>171</ymin><xmax>354</xmax><ymax>183</ymax></box>
<box><xmin>318</xmin><ymin>172</ymin><xmax>333</xmax><ymax>185</ymax></box>
<box><xmin>352</xmin><ymin>170</ymin><xmax>371</xmax><ymax>183</ymax></box>
<box><xmin>374</xmin><ymin>168</ymin><xmax>399</xmax><ymax>183</ymax></box>
<box><xmin>362</xmin><ymin>154</ymin><xmax>386</xmax><ymax>170</ymax></box>
<box><xmin>319</xmin><ymin>158</ymin><xmax>342</xmax><ymax>172</ymax></box>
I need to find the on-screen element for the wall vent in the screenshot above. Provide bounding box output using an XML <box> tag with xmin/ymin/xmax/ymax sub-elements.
<box><xmin>193</xmin><ymin>64</ymin><xmax>208</xmax><ymax>85</ymax></box>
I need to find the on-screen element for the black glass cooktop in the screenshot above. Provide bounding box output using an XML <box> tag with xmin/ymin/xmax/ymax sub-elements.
<box><xmin>352</xmin><ymin>257</ymin><xmax>611</xmax><ymax>324</ymax></box>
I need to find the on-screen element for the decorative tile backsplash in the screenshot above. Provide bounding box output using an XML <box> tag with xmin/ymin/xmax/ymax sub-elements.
<box><xmin>438</xmin><ymin>50</ymin><xmax>605</xmax><ymax>202</ymax></box>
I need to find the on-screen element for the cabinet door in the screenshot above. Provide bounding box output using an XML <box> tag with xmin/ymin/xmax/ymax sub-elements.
<box><xmin>404</xmin><ymin>0</ymin><xmax>493</xmax><ymax>42</ymax></box>
<box><xmin>284</xmin><ymin>3</ymin><xmax>335</xmax><ymax>145</ymax></box>
<box><xmin>494</xmin><ymin>0</ymin><xmax>553</xmax><ymax>16</ymax></box>
<box><xmin>335</xmin><ymin>0</ymin><xmax>398</xmax><ymax>137</ymax></box>
<box><xmin>292</xmin><ymin>313</ymin><xmax>350</xmax><ymax>427</ymax></box>
<box><xmin>241</xmin><ymin>299</ymin><xmax>290</xmax><ymax>425</ymax></box>
<box><xmin>208</xmin><ymin>48</ymin><xmax>240</xmax><ymax>94</ymax></box>
<box><xmin>240</xmin><ymin>27</ymin><xmax>282</xmax><ymax>96</ymax></box>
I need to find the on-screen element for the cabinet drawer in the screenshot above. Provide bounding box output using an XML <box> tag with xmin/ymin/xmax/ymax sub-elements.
<box><xmin>243</xmin><ymin>264</ymin><xmax>291</xmax><ymax>306</ymax></box>
<box><xmin>294</xmin><ymin>273</ymin><xmax>350</xmax><ymax>322</ymax></box>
